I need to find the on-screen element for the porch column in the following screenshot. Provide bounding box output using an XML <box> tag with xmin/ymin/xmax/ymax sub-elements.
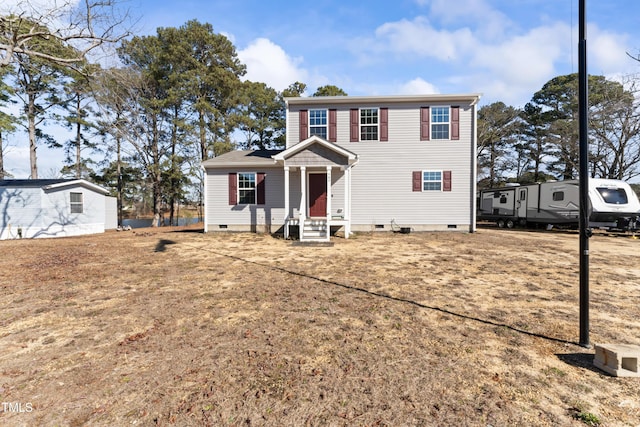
<box><xmin>299</xmin><ymin>166</ymin><xmax>306</xmax><ymax>226</ymax></box>
<box><xmin>345</xmin><ymin>166</ymin><xmax>351</xmax><ymax>238</ymax></box>
<box><xmin>284</xmin><ymin>166</ymin><xmax>290</xmax><ymax>239</ymax></box>
<box><xmin>326</xmin><ymin>166</ymin><xmax>332</xmax><ymax>238</ymax></box>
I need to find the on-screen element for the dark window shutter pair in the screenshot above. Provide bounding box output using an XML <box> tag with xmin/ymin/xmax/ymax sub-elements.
<box><xmin>228</xmin><ymin>172</ymin><xmax>266</xmax><ymax>205</ymax></box>
<box><xmin>412</xmin><ymin>171</ymin><xmax>452</xmax><ymax>192</ymax></box>
<box><xmin>350</xmin><ymin>108</ymin><xmax>388</xmax><ymax>142</ymax></box>
<box><xmin>420</xmin><ymin>106</ymin><xmax>459</xmax><ymax>140</ymax></box>
<box><xmin>300</xmin><ymin>109</ymin><xmax>337</xmax><ymax>142</ymax></box>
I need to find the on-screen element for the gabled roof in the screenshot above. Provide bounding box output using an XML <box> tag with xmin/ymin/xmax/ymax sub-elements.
<box><xmin>273</xmin><ymin>136</ymin><xmax>358</xmax><ymax>165</ymax></box>
<box><xmin>0</xmin><ymin>179</ymin><xmax>108</xmax><ymax>194</ymax></box>
<box><xmin>202</xmin><ymin>150</ymin><xmax>281</xmax><ymax>169</ymax></box>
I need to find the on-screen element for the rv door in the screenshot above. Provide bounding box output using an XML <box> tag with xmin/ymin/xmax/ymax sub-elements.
<box><xmin>517</xmin><ymin>188</ymin><xmax>528</xmax><ymax>219</ymax></box>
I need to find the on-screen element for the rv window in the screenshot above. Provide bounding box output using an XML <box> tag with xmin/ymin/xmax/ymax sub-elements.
<box><xmin>552</xmin><ymin>191</ymin><xmax>564</xmax><ymax>201</ymax></box>
<box><xmin>493</xmin><ymin>191</ymin><xmax>501</xmax><ymax>198</ymax></box>
<box><xmin>520</xmin><ymin>190</ymin><xmax>526</xmax><ymax>201</ymax></box>
<box><xmin>597</xmin><ymin>188</ymin><xmax>628</xmax><ymax>204</ymax></box>
<box><xmin>499</xmin><ymin>195</ymin><xmax>507</xmax><ymax>204</ymax></box>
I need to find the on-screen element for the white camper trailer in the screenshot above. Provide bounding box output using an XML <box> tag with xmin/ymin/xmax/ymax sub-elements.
<box><xmin>477</xmin><ymin>179</ymin><xmax>640</xmax><ymax>230</ymax></box>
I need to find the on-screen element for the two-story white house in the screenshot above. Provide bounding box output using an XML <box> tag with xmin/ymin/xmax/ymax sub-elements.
<box><xmin>202</xmin><ymin>93</ymin><xmax>481</xmax><ymax>241</ymax></box>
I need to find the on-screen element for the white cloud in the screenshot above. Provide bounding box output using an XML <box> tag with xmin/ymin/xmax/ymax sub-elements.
<box><xmin>375</xmin><ymin>17</ymin><xmax>475</xmax><ymax>61</ymax></box>
<box><xmin>237</xmin><ymin>38</ymin><xmax>308</xmax><ymax>91</ymax></box>
<box><xmin>397</xmin><ymin>78</ymin><xmax>439</xmax><ymax>95</ymax></box>
<box><xmin>589</xmin><ymin>25</ymin><xmax>634</xmax><ymax>76</ymax></box>
<box><xmin>472</xmin><ymin>22</ymin><xmax>570</xmax><ymax>86</ymax></box>
<box><xmin>425</xmin><ymin>0</ymin><xmax>512</xmax><ymax>39</ymax></box>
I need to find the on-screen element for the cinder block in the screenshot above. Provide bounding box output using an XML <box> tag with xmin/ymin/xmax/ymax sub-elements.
<box><xmin>594</xmin><ymin>344</ymin><xmax>640</xmax><ymax>377</ymax></box>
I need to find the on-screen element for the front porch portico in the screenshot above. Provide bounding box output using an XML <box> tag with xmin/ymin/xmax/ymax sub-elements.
<box><xmin>273</xmin><ymin>136</ymin><xmax>358</xmax><ymax>241</ymax></box>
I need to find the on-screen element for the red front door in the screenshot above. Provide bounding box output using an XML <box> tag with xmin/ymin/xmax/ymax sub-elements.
<box><xmin>308</xmin><ymin>173</ymin><xmax>327</xmax><ymax>217</ymax></box>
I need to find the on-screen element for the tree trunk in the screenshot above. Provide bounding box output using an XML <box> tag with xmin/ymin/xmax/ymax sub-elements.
<box><xmin>75</xmin><ymin>95</ymin><xmax>82</xmax><ymax>178</ymax></box>
<box><xmin>199</xmin><ymin>109</ymin><xmax>208</xmax><ymax>161</ymax></box>
<box><xmin>116</xmin><ymin>132</ymin><xmax>123</xmax><ymax>226</ymax></box>
<box><xmin>0</xmin><ymin>131</ymin><xmax>5</xmax><ymax>179</ymax></box>
<box><xmin>28</xmin><ymin>94</ymin><xmax>38</xmax><ymax>179</ymax></box>
<box><xmin>151</xmin><ymin>116</ymin><xmax>161</xmax><ymax>227</ymax></box>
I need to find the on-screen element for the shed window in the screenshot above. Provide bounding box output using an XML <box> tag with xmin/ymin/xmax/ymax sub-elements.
<box><xmin>70</xmin><ymin>192</ymin><xmax>83</xmax><ymax>213</ymax></box>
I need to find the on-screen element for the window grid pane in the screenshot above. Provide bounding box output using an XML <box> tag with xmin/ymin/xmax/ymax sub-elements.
<box><xmin>423</xmin><ymin>171</ymin><xmax>442</xmax><ymax>191</ymax></box>
<box><xmin>360</xmin><ymin>109</ymin><xmax>378</xmax><ymax>125</ymax></box>
<box><xmin>432</xmin><ymin>124</ymin><xmax>449</xmax><ymax>139</ymax></box>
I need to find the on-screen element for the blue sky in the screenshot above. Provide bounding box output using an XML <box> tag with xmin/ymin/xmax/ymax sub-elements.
<box><xmin>3</xmin><ymin>0</ymin><xmax>640</xmax><ymax>177</ymax></box>
<box><xmin>130</xmin><ymin>0</ymin><xmax>640</xmax><ymax>106</ymax></box>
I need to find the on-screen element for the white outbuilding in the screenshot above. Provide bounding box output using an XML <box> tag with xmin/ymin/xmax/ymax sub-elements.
<box><xmin>0</xmin><ymin>179</ymin><xmax>117</xmax><ymax>240</ymax></box>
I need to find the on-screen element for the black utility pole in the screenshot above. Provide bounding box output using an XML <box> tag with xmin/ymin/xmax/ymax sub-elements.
<box><xmin>578</xmin><ymin>0</ymin><xmax>590</xmax><ymax>348</ymax></box>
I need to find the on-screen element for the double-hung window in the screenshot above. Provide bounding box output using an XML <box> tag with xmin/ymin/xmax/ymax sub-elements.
<box><xmin>431</xmin><ymin>107</ymin><xmax>450</xmax><ymax>140</ymax></box>
<box><xmin>309</xmin><ymin>109</ymin><xmax>327</xmax><ymax>139</ymax></box>
<box><xmin>423</xmin><ymin>171</ymin><xmax>442</xmax><ymax>191</ymax></box>
<box><xmin>360</xmin><ymin>108</ymin><xmax>378</xmax><ymax>141</ymax></box>
<box><xmin>70</xmin><ymin>192</ymin><xmax>83</xmax><ymax>213</ymax></box>
<box><xmin>238</xmin><ymin>172</ymin><xmax>256</xmax><ymax>204</ymax></box>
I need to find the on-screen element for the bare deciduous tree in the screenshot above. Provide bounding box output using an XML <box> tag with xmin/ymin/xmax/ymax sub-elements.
<box><xmin>0</xmin><ymin>0</ymin><xmax>132</xmax><ymax>69</ymax></box>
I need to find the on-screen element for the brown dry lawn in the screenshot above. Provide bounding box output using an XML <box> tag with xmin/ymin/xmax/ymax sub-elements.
<box><xmin>0</xmin><ymin>226</ymin><xmax>639</xmax><ymax>426</ymax></box>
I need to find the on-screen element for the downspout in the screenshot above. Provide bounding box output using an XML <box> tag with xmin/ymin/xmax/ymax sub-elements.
<box><xmin>471</xmin><ymin>96</ymin><xmax>480</xmax><ymax>232</ymax></box>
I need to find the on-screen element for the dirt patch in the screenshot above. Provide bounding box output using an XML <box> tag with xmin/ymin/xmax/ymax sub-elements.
<box><xmin>0</xmin><ymin>226</ymin><xmax>639</xmax><ymax>426</ymax></box>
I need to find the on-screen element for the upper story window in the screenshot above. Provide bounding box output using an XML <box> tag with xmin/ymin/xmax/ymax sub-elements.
<box><xmin>70</xmin><ymin>192</ymin><xmax>83</xmax><ymax>213</ymax></box>
<box><xmin>360</xmin><ymin>108</ymin><xmax>378</xmax><ymax>141</ymax></box>
<box><xmin>431</xmin><ymin>106</ymin><xmax>450</xmax><ymax>140</ymax></box>
<box><xmin>238</xmin><ymin>172</ymin><xmax>256</xmax><ymax>204</ymax></box>
<box><xmin>421</xmin><ymin>106</ymin><xmax>458</xmax><ymax>141</ymax></box>
<box><xmin>309</xmin><ymin>109</ymin><xmax>327</xmax><ymax>139</ymax></box>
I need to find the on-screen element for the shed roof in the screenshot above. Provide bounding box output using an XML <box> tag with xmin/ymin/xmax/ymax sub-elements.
<box><xmin>0</xmin><ymin>179</ymin><xmax>71</xmax><ymax>188</ymax></box>
<box><xmin>0</xmin><ymin>179</ymin><xmax>109</xmax><ymax>195</ymax></box>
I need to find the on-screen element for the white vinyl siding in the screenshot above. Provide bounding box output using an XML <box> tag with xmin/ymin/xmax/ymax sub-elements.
<box><xmin>206</xmin><ymin>167</ymin><xmax>285</xmax><ymax>229</ymax></box>
<box><xmin>288</xmin><ymin>102</ymin><xmax>474</xmax><ymax>228</ymax></box>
